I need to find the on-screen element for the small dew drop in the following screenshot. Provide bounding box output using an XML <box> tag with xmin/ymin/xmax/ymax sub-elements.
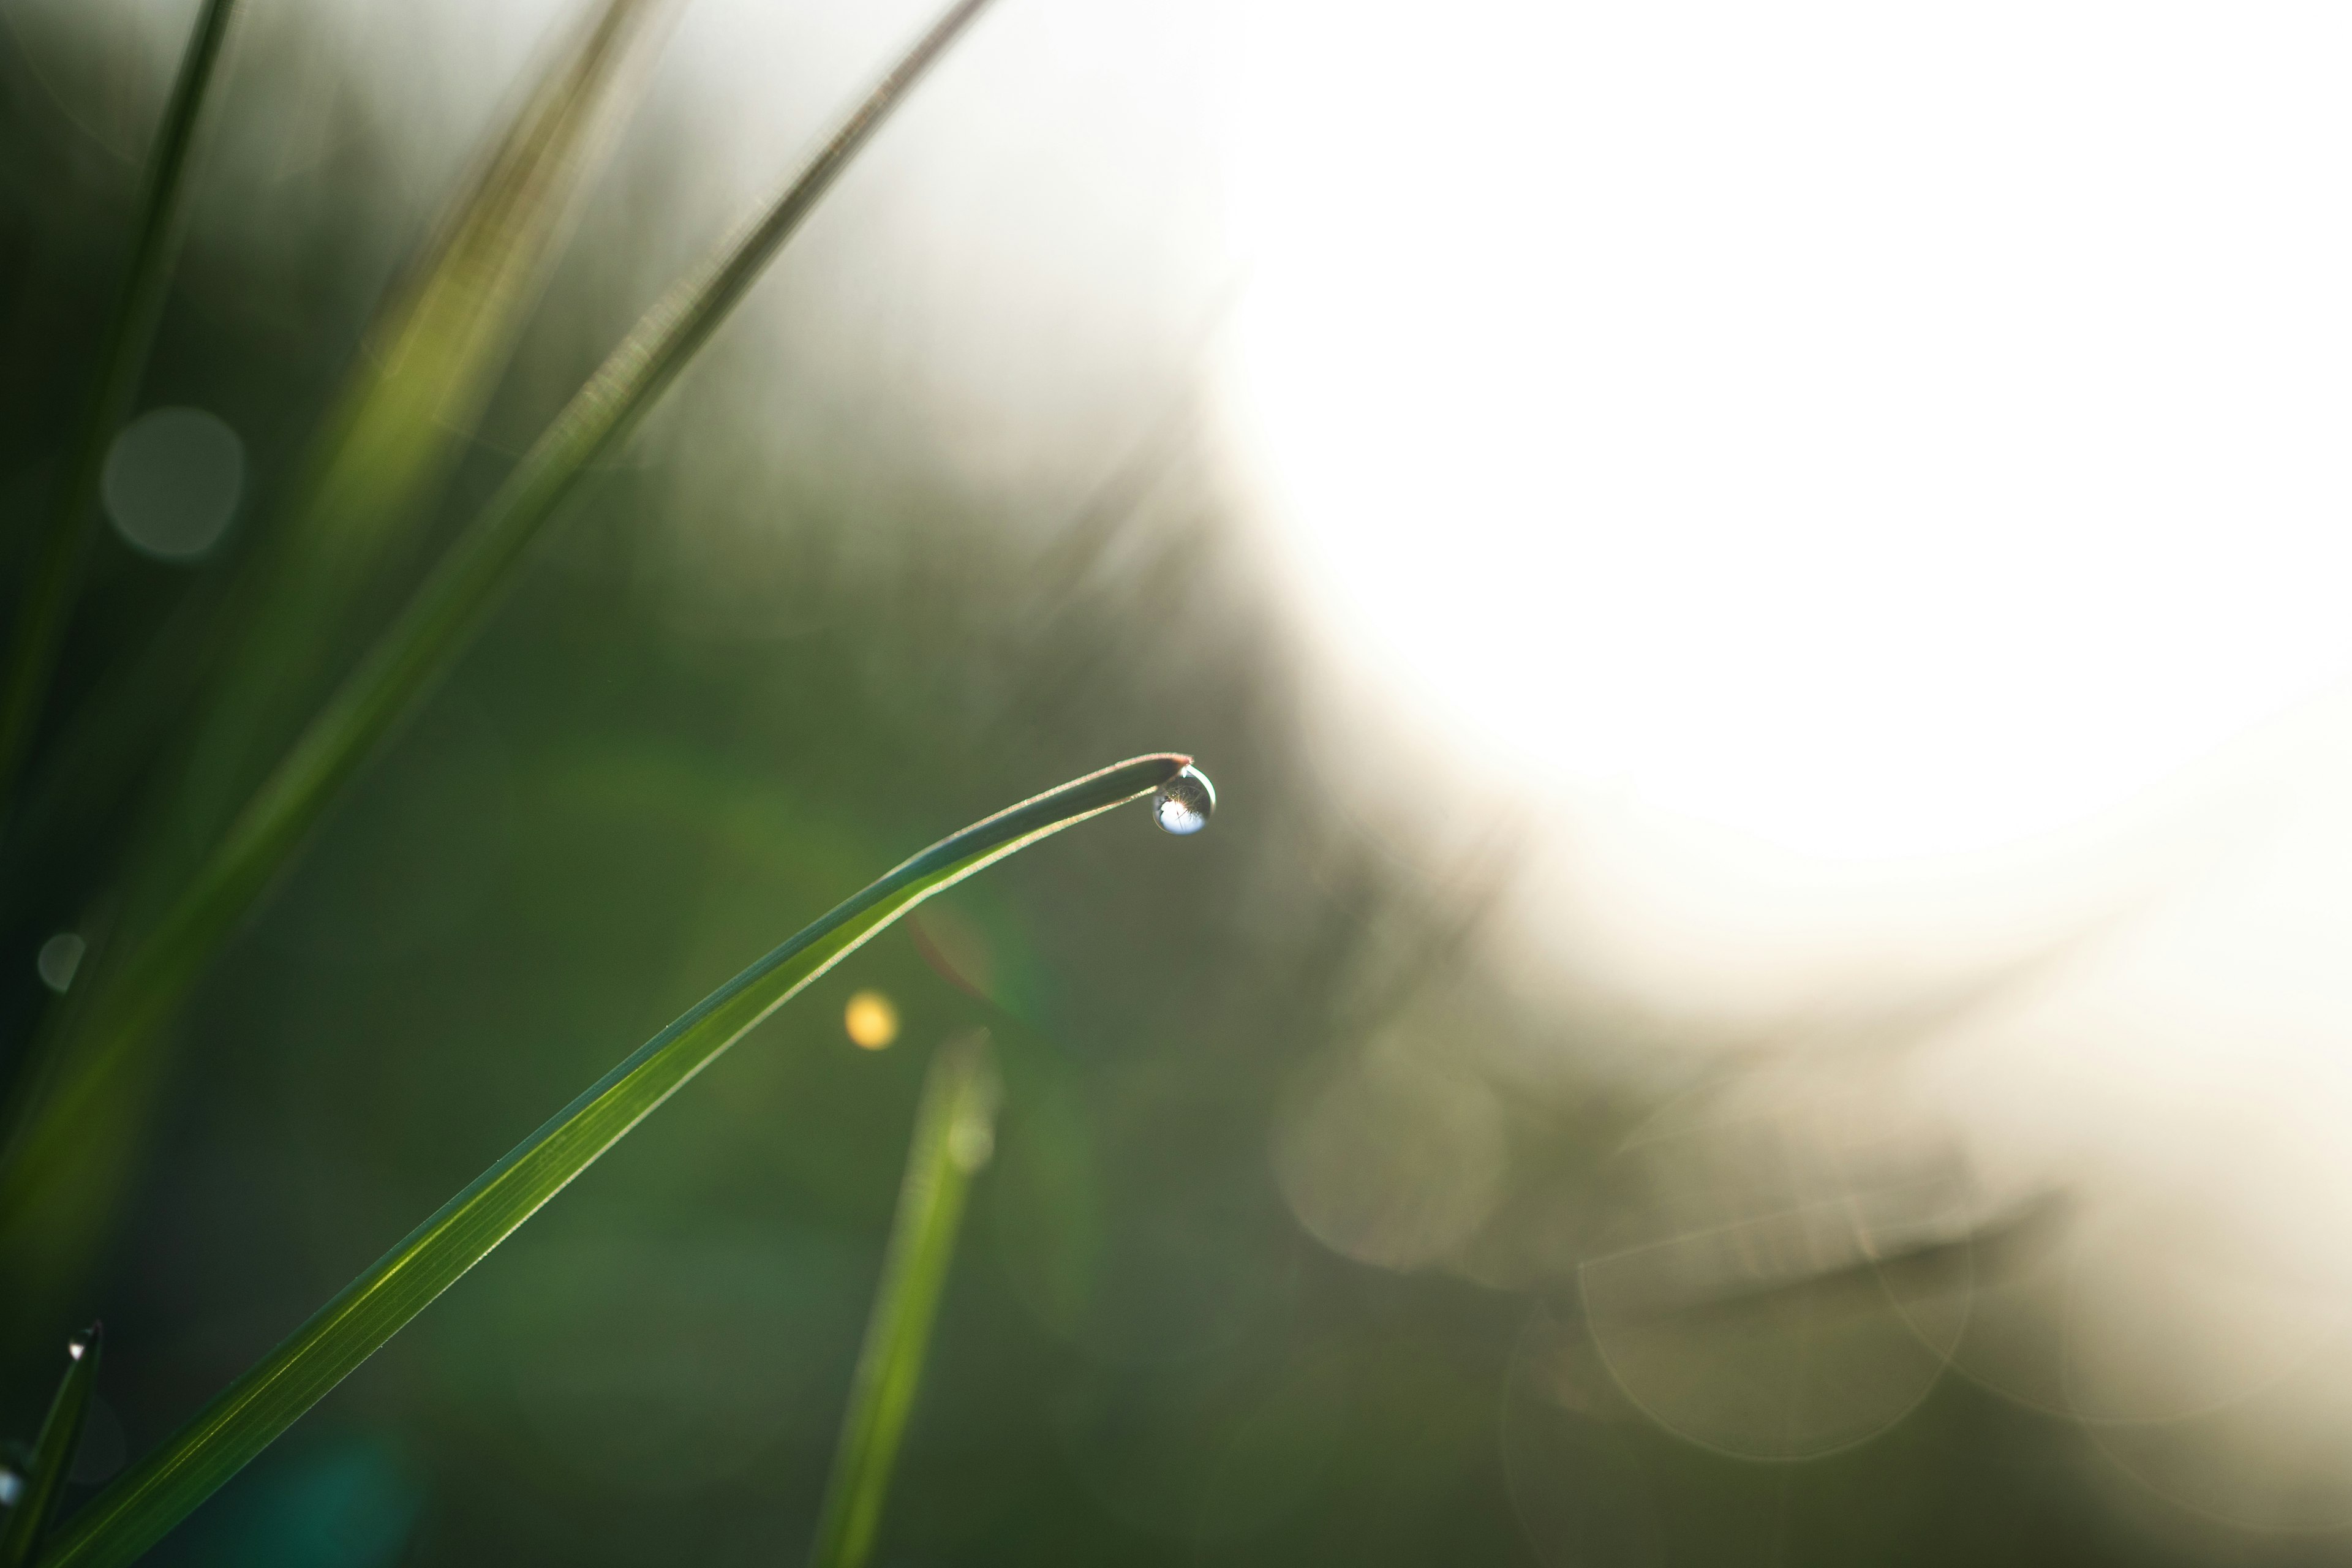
<box><xmin>0</xmin><ymin>1464</ymin><xmax>21</xmax><ymax>1507</ymax></box>
<box><xmin>1153</xmin><ymin>765</ymin><xmax>1216</xmax><ymax>836</ymax></box>
<box><xmin>36</xmin><ymin>932</ymin><xmax>85</xmax><ymax>993</ymax></box>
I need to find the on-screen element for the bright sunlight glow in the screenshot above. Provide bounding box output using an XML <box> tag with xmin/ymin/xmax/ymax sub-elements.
<box><xmin>1219</xmin><ymin>1</ymin><xmax>2352</xmax><ymax>861</ymax></box>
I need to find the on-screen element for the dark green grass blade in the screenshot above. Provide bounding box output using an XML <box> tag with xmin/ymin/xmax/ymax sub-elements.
<box><xmin>0</xmin><ymin>579</ymin><xmax>211</xmax><ymax>919</ymax></box>
<box><xmin>0</xmin><ymin>0</ymin><xmax>672</xmax><ymax>1214</ymax></box>
<box><xmin>165</xmin><ymin>0</ymin><xmax>678</xmax><ymax>852</ymax></box>
<box><xmin>808</xmin><ymin>1031</ymin><xmax>1001</xmax><ymax>1568</ymax></box>
<box><xmin>31</xmin><ymin>755</ymin><xmax>1188</xmax><ymax>1568</ymax></box>
<box><xmin>1</xmin><ymin>0</ymin><xmax>670</xmax><ymax>919</ymax></box>
<box><xmin>0</xmin><ymin>0</ymin><xmax>238</xmax><ymax>822</ymax></box>
<box><xmin>0</xmin><ymin>1324</ymin><xmax>102</xmax><ymax>1568</ymax></box>
<box><xmin>0</xmin><ymin>1</ymin><xmax>675</xmax><ymax>1303</ymax></box>
<box><xmin>0</xmin><ymin>0</ymin><xmax>1001</xmax><ymax>1227</ymax></box>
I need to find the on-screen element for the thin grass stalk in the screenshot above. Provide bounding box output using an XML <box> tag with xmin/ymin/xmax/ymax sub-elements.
<box><xmin>0</xmin><ymin>0</ymin><xmax>679</xmax><ymax>1266</ymax></box>
<box><xmin>0</xmin><ymin>1324</ymin><xmax>102</xmax><ymax>1568</ymax></box>
<box><xmin>0</xmin><ymin>0</ymin><xmax>672</xmax><ymax>916</ymax></box>
<box><xmin>0</xmin><ymin>0</ymin><xmax>239</xmax><ymax>824</ymax></box>
<box><xmin>30</xmin><ymin>754</ymin><xmax>1190</xmax><ymax>1568</ymax></box>
<box><xmin>0</xmin><ymin>578</ymin><xmax>223</xmax><ymax>924</ymax></box>
<box><xmin>0</xmin><ymin>0</ymin><xmax>674</xmax><ymax>1244</ymax></box>
<box><xmin>0</xmin><ymin>902</ymin><xmax>115</xmax><ymax>1241</ymax></box>
<box><xmin>808</xmin><ymin>1032</ymin><xmax>1001</xmax><ymax>1568</ymax></box>
<box><xmin>0</xmin><ymin>0</ymin><xmax>1000</xmax><ymax>1226</ymax></box>
<box><xmin>163</xmin><ymin>0</ymin><xmax>677</xmax><ymax>856</ymax></box>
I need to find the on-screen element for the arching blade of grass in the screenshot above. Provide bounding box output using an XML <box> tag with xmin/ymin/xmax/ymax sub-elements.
<box><xmin>0</xmin><ymin>0</ymin><xmax>239</xmax><ymax>823</ymax></box>
<box><xmin>809</xmin><ymin>1031</ymin><xmax>1001</xmax><ymax>1568</ymax></box>
<box><xmin>0</xmin><ymin>0</ymin><xmax>1000</xmax><ymax>1229</ymax></box>
<box><xmin>31</xmin><ymin>754</ymin><xmax>1190</xmax><ymax>1568</ymax></box>
<box><xmin>0</xmin><ymin>1324</ymin><xmax>102</xmax><ymax>1568</ymax></box>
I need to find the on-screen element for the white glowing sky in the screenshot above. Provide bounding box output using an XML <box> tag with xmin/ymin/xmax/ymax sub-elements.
<box><xmin>1219</xmin><ymin>1</ymin><xmax>2352</xmax><ymax>861</ymax></box>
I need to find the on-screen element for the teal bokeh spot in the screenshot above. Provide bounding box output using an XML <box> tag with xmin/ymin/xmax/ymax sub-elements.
<box><xmin>192</xmin><ymin>1436</ymin><xmax>420</xmax><ymax>1568</ymax></box>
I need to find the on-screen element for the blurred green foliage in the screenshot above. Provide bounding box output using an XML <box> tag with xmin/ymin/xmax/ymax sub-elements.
<box><xmin>0</xmin><ymin>3</ymin><xmax>2247</xmax><ymax>1565</ymax></box>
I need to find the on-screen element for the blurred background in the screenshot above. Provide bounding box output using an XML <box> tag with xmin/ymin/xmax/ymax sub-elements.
<box><xmin>7</xmin><ymin>0</ymin><xmax>2352</xmax><ymax>1562</ymax></box>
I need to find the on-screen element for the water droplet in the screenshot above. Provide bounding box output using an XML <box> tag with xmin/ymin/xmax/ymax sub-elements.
<box><xmin>1154</xmin><ymin>765</ymin><xmax>1216</xmax><ymax>835</ymax></box>
<box><xmin>0</xmin><ymin>1464</ymin><xmax>21</xmax><ymax>1507</ymax></box>
<box><xmin>36</xmin><ymin>931</ymin><xmax>84</xmax><ymax>993</ymax></box>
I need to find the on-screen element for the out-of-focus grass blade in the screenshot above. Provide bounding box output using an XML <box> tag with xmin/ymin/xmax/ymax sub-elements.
<box><xmin>0</xmin><ymin>0</ymin><xmax>672</xmax><ymax>1209</ymax></box>
<box><xmin>0</xmin><ymin>581</ymin><xmax>220</xmax><ymax>925</ymax></box>
<box><xmin>5</xmin><ymin>0</ymin><xmax>673</xmax><ymax>895</ymax></box>
<box><xmin>168</xmin><ymin>0</ymin><xmax>679</xmax><ymax>846</ymax></box>
<box><xmin>0</xmin><ymin>0</ymin><xmax>1002</xmax><ymax>1232</ymax></box>
<box><xmin>0</xmin><ymin>0</ymin><xmax>238</xmax><ymax>823</ymax></box>
<box><xmin>808</xmin><ymin>1032</ymin><xmax>1001</xmax><ymax>1568</ymax></box>
<box><xmin>0</xmin><ymin>1324</ymin><xmax>102</xmax><ymax>1568</ymax></box>
<box><xmin>31</xmin><ymin>755</ymin><xmax>1190</xmax><ymax>1568</ymax></box>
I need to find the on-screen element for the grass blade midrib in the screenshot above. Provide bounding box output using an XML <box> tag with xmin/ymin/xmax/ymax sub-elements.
<box><xmin>32</xmin><ymin>753</ymin><xmax>1187</xmax><ymax>1568</ymax></box>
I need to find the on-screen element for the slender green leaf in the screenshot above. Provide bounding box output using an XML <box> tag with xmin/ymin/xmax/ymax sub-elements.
<box><xmin>809</xmin><ymin>1031</ymin><xmax>1001</xmax><ymax>1568</ymax></box>
<box><xmin>0</xmin><ymin>0</ymin><xmax>674</xmax><ymax>910</ymax></box>
<box><xmin>174</xmin><ymin>0</ymin><xmax>990</xmax><ymax>867</ymax></box>
<box><xmin>0</xmin><ymin>580</ymin><xmax>221</xmax><ymax>928</ymax></box>
<box><xmin>0</xmin><ymin>0</ymin><xmax>1001</xmax><ymax>1227</ymax></box>
<box><xmin>167</xmin><ymin>0</ymin><xmax>679</xmax><ymax>853</ymax></box>
<box><xmin>0</xmin><ymin>0</ymin><xmax>239</xmax><ymax>821</ymax></box>
<box><xmin>0</xmin><ymin>1324</ymin><xmax>102</xmax><ymax>1568</ymax></box>
<box><xmin>0</xmin><ymin>901</ymin><xmax>115</xmax><ymax>1257</ymax></box>
<box><xmin>0</xmin><ymin>0</ymin><xmax>676</xmax><ymax>1262</ymax></box>
<box><xmin>0</xmin><ymin>0</ymin><xmax>677</xmax><ymax>1231</ymax></box>
<box><xmin>32</xmin><ymin>753</ymin><xmax>1193</xmax><ymax>1568</ymax></box>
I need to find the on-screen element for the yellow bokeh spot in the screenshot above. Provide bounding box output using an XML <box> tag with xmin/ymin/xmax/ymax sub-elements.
<box><xmin>844</xmin><ymin>990</ymin><xmax>899</xmax><ymax>1050</ymax></box>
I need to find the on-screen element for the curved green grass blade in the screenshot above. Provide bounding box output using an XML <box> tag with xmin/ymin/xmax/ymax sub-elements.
<box><xmin>809</xmin><ymin>1030</ymin><xmax>1001</xmax><ymax>1568</ymax></box>
<box><xmin>0</xmin><ymin>1324</ymin><xmax>102</xmax><ymax>1568</ymax></box>
<box><xmin>32</xmin><ymin>753</ymin><xmax>1191</xmax><ymax>1568</ymax></box>
<box><xmin>0</xmin><ymin>0</ymin><xmax>1001</xmax><ymax>1226</ymax></box>
<box><xmin>0</xmin><ymin>0</ymin><xmax>239</xmax><ymax>821</ymax></box>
